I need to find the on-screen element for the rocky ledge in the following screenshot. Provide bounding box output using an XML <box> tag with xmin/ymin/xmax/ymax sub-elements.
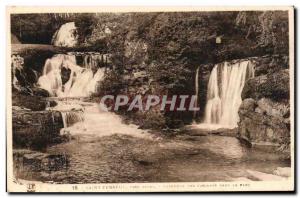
<box><xmin>238</xmin><ymin>68</ymin><xmax>290</xmax><ymax>153</ymax></box>
<box><xmin>12</xmin><ymin>107</ymin><xmax>65</xmax><ymax>150</ymax></box>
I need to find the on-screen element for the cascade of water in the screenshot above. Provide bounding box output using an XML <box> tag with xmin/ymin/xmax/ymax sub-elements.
<box><xmin>83</xmin><ymin>54</ymin><xmax>110</xmax><ymax>70</ymax></box>
<box><xmin>83</xmin><ymin>55</ymin><xmax>91</xmax><ymax>69</ymax></box>
<box><xmin>38</xmin><ymin>54</ymin><xmax>105</xmax><ymax>97</ymax></box>
<box><xmin>61</xmin><ymin>111</ymin><xmax>84</xmax><ymax>128</ymax></box>
<box><xmin>203</xmin><ymin>60</ymin><xmax>255</xmax><ymax>128</ymax></box>
<box><xmin>48</xmin><ymin>101</ymin><xmax>85</xmax><ymax>128</ymax></box>
<box><xmin>52</xmin><ymin>22</ymin><xmax>78</xmax><ymax>47</ymax></box>
<box><xmin>61</xmin><ymin>102</ymin><xmax>152</xmax><ymax>139</ymax></box>
<box><xmin>86</xmin><ymin>68</ymin><xmax>105</xmax><ymax>94</ymax></box>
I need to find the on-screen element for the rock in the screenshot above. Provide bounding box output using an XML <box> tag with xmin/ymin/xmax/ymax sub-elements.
<box><xmin>31</xmin><ymin>87</ymin><xmax>50</xmax><ymax>97</ymax></box>
<box><xmin>239</xmin><ymin>98</ymin><xmax>256</xmax><ymax>113</ymax></box>
<box><xmin>185</xmin><ymin>125</ymin><xmax>237</xmax><ymax>137</ymax></box>
<box><xmin>273</xmin><ymin>167</ymin><xmax>291</xmax><ymax>177</ymax></box>
<box><xmin>13</xmin><ymin>149</ymin><xmax>69</xmax><ymax>172</ymax></box>
<box><xmin>257</xmin><ymin>98</ymin><xmax>289</xmax><ymax>118</ymax></box>
<box><xmin>247</xmin><ymin>170</ymin><xmax>287</xmax><ymax>181</ymax></box>
<box><xmin>242</xmin><ymin>69</ymin><xmax>289</xmax><ymax>101</ymax></box>
<box><xmin>12</xmin><ymin>109</ymin><xmax>64</xmax><ymax>149</ymax></box>
<box><xmin>25</xmin><ymin>68</ymin><xmax>39</xmax><ymax>84</ymax></box>
<box><xmin>251</xmin><ymin>141</ymin><xmax>280</xmax><ymax>152</ymax></box>
<box><xmin>48</xmin><ymin>100</ymin><xmax>58</xmax><ymax>108</ymax></box>
<box><xmin>24</xmin><ymin>152</ymin><xmax>48</xmax><ymax>160</ymax></box>
<box><xmin>238</xmin><ymin>57</ymin><xmax>290</xmax><ymax>153</ymax></box>
<box><xmin>255</xmin><ymin>107</ymin><xmax>264</xmax><ymax>114</ymax></box>
<box><xmin>12</xmin><ymin>92</ymin><xmax>48</xmax><ymax>111</ymax></box>
<box><xmin>40</xmin><ymin>172</ymin><xmax>51</xmax><ymax>178</ymax></box>
<box><xmin>238</xmin><ymin>98</ymin><xmax>290</xmax><ymax>148</ymax></box>
<box><xmin>61</xmin><ymin>67</ymin><xmax>71</xmax><ymax>84</ymax></box>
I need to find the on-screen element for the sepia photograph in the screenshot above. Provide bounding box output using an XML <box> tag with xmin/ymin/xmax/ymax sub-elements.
<box><xmin>6</xmin><ymin>6</ymin><xmax>294</xmax><ymax>192</ymax></box>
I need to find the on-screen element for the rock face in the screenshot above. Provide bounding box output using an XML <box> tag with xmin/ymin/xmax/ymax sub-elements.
<box><xmin>242</xmin><ymin>69</ymin><xmax>289</xmax><ymax>101</ymax></box>
<box><xmin>238</xmin><ymin>55</ymin><xmax>290</xmax><ymax>152</ymax></box>
<box><xmin>12</xmin><ymin>108</ymin><xmax>64</xmax><ymax>150</ymax></box>
<box><xmin>238</xmin><ymin>98</ymin><xmax>290</xmax><ymax>146</ymax></box>
<box><xmin>12</xmin><ymin>92</ymin><xmax>55</xmax><ymax>111</ymax></box>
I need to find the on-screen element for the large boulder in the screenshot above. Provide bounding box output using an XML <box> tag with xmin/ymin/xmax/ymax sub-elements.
<box><xmin>13</xmin><ymin>149</ymin><xmax>69</xmax><ymax>180</ymax></box>
<box><xmin>238</xmin><ymin>97</ymin><xmax>290</xmax><ymax>152</ymax></box>
<box><xmin>12</xmin><ymin>108</ymin><xmax>64</xmax><ymax>150</ymax></box>
<box><xmin>256</xmin><ymin>98</ymin><xmax>290</xmax><ymax>118</ymax></box>
<box><xmin>238</xmin><ymin>98</ymin><xmax>257</xmax><ymax>114</ymax></box>
<box><xmin>242</xmin><ymin>69</ymin><xmax>289</xmax><ymax>101</ymax></box>
<box><xmin>238</xmin><ymin>55</ymin><xmax>290</xmax><ymax>154</ymax></box>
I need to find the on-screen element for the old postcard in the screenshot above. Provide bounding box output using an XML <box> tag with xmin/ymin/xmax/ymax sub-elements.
<box><xmin>6</xmin><ymin>6</ymin><xmax>294</xmax><ymax>192</ymax></box>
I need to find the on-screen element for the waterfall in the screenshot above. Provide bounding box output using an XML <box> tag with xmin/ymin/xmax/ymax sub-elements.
<box><xmin>61</xmin><ymin>111</ymin><xmax>84</xmax><ymax>128</ymax></box>
<box><xmin>203</xmin><ymin>60</ymin><xmax>254</xmax><ymax>128</ymax></box>
<box><xmin>48</xmin><ymin>101</ymin><xmax>85</xmax><ymax>128</ymax></box>
<box><xmin>83</xmin><ymin>54</ymin><xmax>111</xmax><ymax>70</ymax></box>
<box><xmin>52</xmin><ymin>22</ymin><xmax>78</xmax><ymax>47</ymax></box>
<box><xmin>38</xmin><ymin>54</ymin><xmax>105</xmax><ymax>97</ymax></box>
<box><xmin>193</xmin><ymin>66</ymin><xmax>200</xmax><ymax>118</ymax></box>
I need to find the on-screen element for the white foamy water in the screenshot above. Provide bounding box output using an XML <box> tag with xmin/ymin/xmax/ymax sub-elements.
<box><xmin>59</xmin><ymin>102</ymin><xmax>152</xmax><ymax>139</ymax></box>
<box><xmin>83</xmin><ymin>54</ymin><xmax>111</xmax><ymax>69</ymax></box>
<box><xmin>195</xmin><ymin>60</ymin><xmax>254</xmax><ymax>129</ymax></box>
<box><xmin>38</xmin><ymin>54</ymin><xmax>105</xmax><ymax>97</ymax></box>
<box><xmin>39</xmin><ymin>52</ymin><xmax>150</xmax><ymax>138</ymax></box>
<box><xmin>52</xmin><ymin>22</ymin><xmax>78</xmax><ymax>47</ymax></box>
<box><xmin>48</xmin><ymin>101</ymin><xmax>85</xmax><ymax>127</ymax></box>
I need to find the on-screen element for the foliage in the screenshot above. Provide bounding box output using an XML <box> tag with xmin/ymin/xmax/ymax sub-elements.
<box><xmin>11</xmin><ymin>13</ymin><xmax>97</xmax><ymax>44</ymax></box>
<box><xmin>11</xmin><ymin>14</ymin><xmax>72</xmax><ymax>44</ymax></box>
<box><xmin>74</xmin><ymin>14</ymin><xmax>97</xmax><ymax>44</ymax></box>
